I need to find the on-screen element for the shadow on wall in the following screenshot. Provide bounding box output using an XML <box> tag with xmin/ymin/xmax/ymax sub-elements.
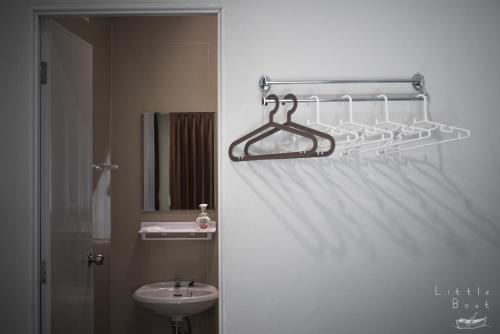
<box><xmin>233</xmin><ymin>147</ymin><xmax>500</xmax><ymax>260</ymax></box>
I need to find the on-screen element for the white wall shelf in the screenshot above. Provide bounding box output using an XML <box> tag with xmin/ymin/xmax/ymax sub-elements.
<box><xmin>138</xmin><ymin>221</ymin><xmax>216</xmax><ymax>240</ymax></box>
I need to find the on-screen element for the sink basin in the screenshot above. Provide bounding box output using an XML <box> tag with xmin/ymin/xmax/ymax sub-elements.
<box><xmin>132</xmin><ymin>281</ymin><xmax>218</xmax><ymax>321</ymax></box>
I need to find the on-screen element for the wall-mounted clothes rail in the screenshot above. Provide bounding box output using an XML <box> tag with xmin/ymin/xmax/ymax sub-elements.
<box><xmin>259</xmin><ymin>73</ymin><xmax>425</xmax><ymax>93</ymax></box>
<box><xmin>228</xmin><ymin>73</ymin><xmax>470</xmax><ymax>162</ymax></box>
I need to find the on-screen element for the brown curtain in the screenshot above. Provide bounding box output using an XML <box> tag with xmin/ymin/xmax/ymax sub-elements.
<box><xmin>169</xmin><ymin>113</ymin><xmax>215</xmax><ymax>210</ymax></box>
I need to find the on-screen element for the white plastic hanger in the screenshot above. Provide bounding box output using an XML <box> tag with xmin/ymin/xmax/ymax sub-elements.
<box><xmin>306</xmin><ymin>95</ymin><xmax>358</xmax><ymax>146</ymax></box>
<box><xmin>412</xmin><ymin>94</ymin><xmax>470</xmax><ymax>135</ymax></box>
<box><xmin>380</xmin><ymin>94</ymin><xmax>470</xmax><ymax>154</ymax></box>
<box><xmin>374</xmin><ymin>94</ymin><xmax>432</xmax><ymax>155</ymax></box>
<box><xmin>339</xmin><ymin>95</ymin><xmax>393</xmax><ymax>157</ymax></box>
<box><xmin>374</xmin><ymin>94</ymin><xmax>408</xmax><ymax>135</ymax></box>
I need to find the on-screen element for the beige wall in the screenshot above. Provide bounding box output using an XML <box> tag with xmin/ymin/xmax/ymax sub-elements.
<box><xmin>110</xmin><ymin>16</ymin><xmax>218</xmax><ymax>334</ymax></box>
<box><xmin>55</xmin><ymin>17</ymin><xmax>112</xmax><ymax>334</ymax></box>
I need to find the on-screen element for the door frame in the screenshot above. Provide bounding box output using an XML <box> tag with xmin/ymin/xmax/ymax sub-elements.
<box><xmin>31</xmin><ymin>5</ymin><xmax>224</xmax><ymax>334</ymax></box>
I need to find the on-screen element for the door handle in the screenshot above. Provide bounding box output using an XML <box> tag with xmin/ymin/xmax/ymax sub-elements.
<box><xmin>88</xmin><ymin>253</ymin><xmax>105</xmax><ymax>266</ymax></box>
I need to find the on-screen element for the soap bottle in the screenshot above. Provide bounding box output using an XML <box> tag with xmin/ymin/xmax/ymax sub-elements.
<box><xmin>196</xmin><ymin>204</ymin><xmax>211</xmax><ymax>230</ymax></box>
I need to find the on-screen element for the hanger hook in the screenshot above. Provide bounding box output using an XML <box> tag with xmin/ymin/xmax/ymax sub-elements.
<box><xmin>342</xmin><ymin>94</ymin><xmax>353</xmax><ymax>122</ymax></box>
<box><xmin>377</xmin><ymin>94</ymin><xmax>389</xmax><ymax>121</ymax></box>
<box><xmin>265</xmin><ymin>94</ymin><xmax>280</xmax><ymax>122</ymax></box>
<box><xmin>261</xmin><ymin>94</ymin><xmax>268</xmax><ymax>121</ymax></box>
<box><xmin>416</xmin><ymin>94</ymin><xmax>428</xmax><ymax>121</ymax></box>
<box><xmin>309</xmin><ymin>95</ymin><xmax>320</xmax><ymax>123</ymax></box>
<box><xmin>284</xmin><ymin>94</ymin><xmax>298</xmax><ymax>122</ymax></box>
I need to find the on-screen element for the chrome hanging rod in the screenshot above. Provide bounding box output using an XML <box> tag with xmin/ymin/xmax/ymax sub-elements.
<box><xmin>259</xmin><ymin>73</ymin><xmax>425</xmax><ymax>93</ymax></box>
<box><xmin>262</xmin><ymin>93</ymin><xmax>429</xmax><ymax>105</ymax></box>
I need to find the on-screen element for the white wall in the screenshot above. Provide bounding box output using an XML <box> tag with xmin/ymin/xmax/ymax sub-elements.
<box><xmin>1</xmin><ymin>0</ymin><xmax>500</xmax><ymax>333</ymax></box>
<box><xmin>0</xmin><ymin>0</ymin><xmax>37</xmax><ymax>334</ymax></box>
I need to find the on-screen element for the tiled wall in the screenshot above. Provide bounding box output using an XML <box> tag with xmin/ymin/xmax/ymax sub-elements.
<box><xmin>109</xmin><ymin>16</ymin><xmax>218</xmax><ymax>334</ymax></box>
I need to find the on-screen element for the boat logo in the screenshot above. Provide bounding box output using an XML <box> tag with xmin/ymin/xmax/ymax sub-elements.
<box><xmin>455</xmin><ymin>312</ymin><xmax>489</xmax><ymax>330</ymax></box>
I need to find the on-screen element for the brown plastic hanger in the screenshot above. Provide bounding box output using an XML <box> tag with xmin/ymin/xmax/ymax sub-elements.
<box><xmin>228</xmin><ymin>94</ymin><xmax>319</xmax><ymax>161</ymax></box>
<box><xmin>244</xmin><ymin>94</ymin><xmax>335</xmax><ymax>157</ymax></box>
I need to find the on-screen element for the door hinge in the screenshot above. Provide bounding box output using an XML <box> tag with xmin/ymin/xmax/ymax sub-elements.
<box><xmin>40</xmin><ymin>260</ymin><xmax>47</xmax><ymax>284</ymax></box>
<box><xmin>40</xmin><ymin>61</ymin><xmax>48</xmax><ymax>85</ymax></box>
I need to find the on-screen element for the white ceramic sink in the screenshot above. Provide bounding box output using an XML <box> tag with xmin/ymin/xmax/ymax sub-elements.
<box><xmin>132</xmin><ymin>281</ymin><xmax>218</xmax><ymax>321</ymax></box>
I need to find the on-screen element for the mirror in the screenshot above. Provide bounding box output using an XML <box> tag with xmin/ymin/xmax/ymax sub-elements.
<box><xmin>143</xmin><ymin>112</ymin><xmax>215</xmax><ymax>211</ymax></box>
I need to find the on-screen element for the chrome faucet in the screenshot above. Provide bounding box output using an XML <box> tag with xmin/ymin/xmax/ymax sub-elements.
<box><xmin>175</xmin><ymin>276</ymin><xmax>181</xmax><ymax>288</ymax></box>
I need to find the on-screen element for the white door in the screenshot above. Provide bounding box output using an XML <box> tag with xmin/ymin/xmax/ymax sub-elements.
<box><xmin>40</xmin><ymin>19</ymin><xmax>94</xmax><ymax>334</ymax></box>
